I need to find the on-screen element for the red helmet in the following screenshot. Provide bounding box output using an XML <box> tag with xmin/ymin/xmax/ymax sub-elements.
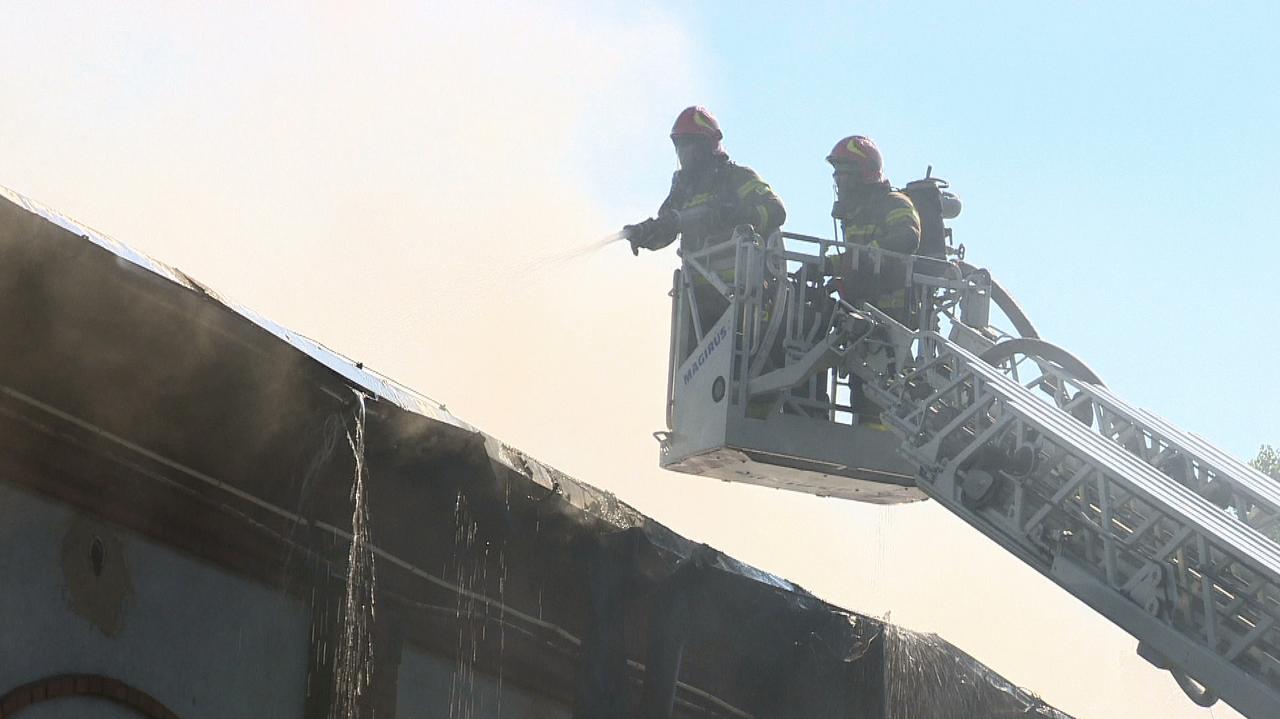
<box><xmin>827</xmin><ymin>135</ymin><xmax>884</xmax><ymax>184</ymax></box>
<box><xmin>670</xmin><ymin>106</ymin><xmax>723</xmax><ymax>142</ymax></box>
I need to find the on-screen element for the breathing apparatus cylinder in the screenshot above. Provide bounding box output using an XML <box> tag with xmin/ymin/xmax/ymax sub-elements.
<box><xmin>902</xmin><ymin>176</ymin><xmax>962</xmax><ymax>259</ymax></box>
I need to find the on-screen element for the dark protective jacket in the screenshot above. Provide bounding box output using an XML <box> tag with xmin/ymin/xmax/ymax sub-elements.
<box><xmin>832</xmin><ymin>185</ymin><xmax>921</xmax><ymax>314</ymax></box>
<box><xmin>834</xmin><ymin>185</ymin><xmax>920</xmax><ymax>255</ymax></box>
<box><xmin>650</xmin><ymin>157</ymin><xmax>786</xmax><ymax>253</ymax></box>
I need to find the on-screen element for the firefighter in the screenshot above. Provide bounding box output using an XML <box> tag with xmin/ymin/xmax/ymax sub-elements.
<box><xmin>626</xmin><ymin>106</ymin><xmax>785</xmax><ymax>260</ymax></box>
<box><xmin>824</xmin><ymin>134</ymin><xmax>921</xmax><ymax>319</ymax></box>
<box><xmin>626</xmin><ymin>106</ymin><xmax>786</xmax><ymax>358</ymax></box>
<box><xmin>824</xmin><ymin>135</ymin><xmax>920</xmax><ymax>427</ymax></box>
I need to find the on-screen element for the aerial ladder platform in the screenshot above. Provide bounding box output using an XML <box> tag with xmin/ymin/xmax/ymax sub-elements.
<box><xmin>653</xmin><ymin>195</ymin><xmax>1280</xmax><ymax>717</ymax></box>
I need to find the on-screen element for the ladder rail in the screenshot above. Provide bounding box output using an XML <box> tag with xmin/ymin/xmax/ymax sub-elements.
<box><xmin>960</xmin><ymin>345</ymin><xmax>1280</xmax><ymax>574</ymax></box>
<box><xmin>1073</xmin><ymin>379</ymin><xmax>1280</xmax><ymax>532</ymax></box>
<box><xmin>862</xmin><ymin>334</ymin><xmax>1280</xmax><ymax>716</ymax></box>
<box><xmin>663</xmin><ymin>227</ymin><xmax>1280</xmax><ymax>714</ymax></box>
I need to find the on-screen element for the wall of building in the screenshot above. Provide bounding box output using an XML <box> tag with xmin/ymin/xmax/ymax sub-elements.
<box><xmin>0</xmin><ymin>482</ymin><xmax>311</xmax><ymax>719</ymax></box>
<box><xmin>14</xmin><ymin>698</ymin><xmax>142</xmax><ymax>718</ymax></box>
<box><xmin>395</xmin><ymin>644</ymin><xmax>571</xmax><ymax>719</ymax></box>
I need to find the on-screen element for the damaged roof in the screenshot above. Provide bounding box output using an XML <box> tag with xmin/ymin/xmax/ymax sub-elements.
<box><xmin>0</xmin><ymin>183</ymin><xmax>812</xmax><ymax>598</ymax></box>
<box><xmin>0</xmin><ymin>183</ymin><xmax>1078</xmax><ymax>718</ymax></box>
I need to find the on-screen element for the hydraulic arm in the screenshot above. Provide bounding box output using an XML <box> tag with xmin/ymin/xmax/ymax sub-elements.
<box><xmin>862</xmin><ymin>330</ymin><xmax>1280</xmax><ymax>716</ymax></box>
<box><xmin>658</xmin><ymin>225</ymin><xmax>1280</xmax><ymax>716</ymax></box>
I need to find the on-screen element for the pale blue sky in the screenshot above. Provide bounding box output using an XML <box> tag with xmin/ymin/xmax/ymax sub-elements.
<box><xmin>594</xmin><ymin>1</ymin><xmax>1279</xmax><ymax>459</ymax></box>
<box><xmin>1</xmin><ymin>4</ymin><xmax>1272</xmax><ymax>715</ymax></box>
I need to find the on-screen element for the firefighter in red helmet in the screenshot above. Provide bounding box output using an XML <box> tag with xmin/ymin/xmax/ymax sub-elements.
<box><xmin>827</xmin><ymin>135</ymin><xmax>920</xmax><ymax>260</ymax></box>
<box><xmin>824</xmin><ymin>135</ymin><xmax>921</xmax><ymax>426</ymax></box>
<box><xmin>625</xmin><ymin>106</ymin><xmax>786</xmax><ymax>259</ymax></box>
<box><xmin>824</xmin><ymin>135</ymin><xmax>921</xmax><ymax>319</ymax></box>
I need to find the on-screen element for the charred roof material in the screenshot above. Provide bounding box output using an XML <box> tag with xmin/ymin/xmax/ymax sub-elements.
<box><xmin>0</xmin><ymin>184</ymin><xmax>1077</xmax><ymax>719</ymax></box>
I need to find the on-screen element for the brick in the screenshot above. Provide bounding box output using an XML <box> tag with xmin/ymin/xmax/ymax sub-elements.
<box><xmin>0</xmin><ymin>674</ymin><xmax>190</xmax><ymax>719</ymax></box>
<box><xmin>46</xmin><ymin>676</ymin><xmax>69</xmax><ymax>699</ymax></box>
<box><xmin>1</xmin><ymin>688</ymin><xmax>30</xmax><ymax>714</ymax></box>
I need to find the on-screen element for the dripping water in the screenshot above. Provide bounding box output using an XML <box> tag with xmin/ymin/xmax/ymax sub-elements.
<box><xmin>285</xmin><ymin>411</ymin><xmax>344</xmax><ymax>579</ymax></box>
<box><xmin>883</xmin><ymin>625</ymin><xmax>986</xmax><ymax>719</ymax></box>
<box><xmin>329</xmin><ymin>393</ymin><xmax>377</xmax><ymax>719</ymax></box>
<box><xmin>534</xmin><ymin>514</ymin><xmax>544</xmax><ymax>620</ymax></box>
<box><xmin>495</xmin><ymin>481</ymin><xmax>510</xmax><ymax>718</ymax></box>
<box><xmin>449</xmin><ymin>491</ymin><xmax>482</xmax><ymax>719</ymax></box>
<box><xmin>447</xmin><ymin>488</ymin><xmax>511</xmax><ymax>719</ymax></box>
<box><xmin>873</xmin><ymin>506</ymin><xmax>888</xmax><ymax>614</ymax></box>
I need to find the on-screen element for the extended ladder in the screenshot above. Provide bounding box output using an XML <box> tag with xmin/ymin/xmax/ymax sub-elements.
<box><xmin>657</xmin><ymin>225</ymin><xmax>1280</xmax><ymax>715</ymax></box>
<box><xmin>858</xmin><ymin>330</ymin><xmax>1280</xmax><ymax>717</ymax></box>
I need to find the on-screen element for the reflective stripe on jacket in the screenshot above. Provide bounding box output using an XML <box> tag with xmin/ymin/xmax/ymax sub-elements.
<box><xmin>836</xmin><ymin>189</ymin><xmax>920</xmax><ymax>255</ymax></box>
<box><xmin>654</xmin><ymin>158</ymin><xmax>787</xmax><ymax>255</ymax></box>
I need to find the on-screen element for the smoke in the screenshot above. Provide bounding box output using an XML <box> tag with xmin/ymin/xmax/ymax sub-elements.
<box><xmin>0</xmin><ymin>8</ymin><xmax>1255</xmax><ymax>718</ymax></box>
<box><xmin>0</xmin><ymin>0</ymin><xmax>702</xmax><ymax>432</ymax></box>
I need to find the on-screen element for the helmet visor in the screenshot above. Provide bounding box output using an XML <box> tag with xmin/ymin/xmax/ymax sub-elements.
<box><xmin>832</xmin><ymin>166</ymin><xmax>865</xmax><ymax>197</ymax></box>
<box><xmin>673</xmin><ymin>135</ymin><xmax>714</xmax><ymax>171</ymax></box>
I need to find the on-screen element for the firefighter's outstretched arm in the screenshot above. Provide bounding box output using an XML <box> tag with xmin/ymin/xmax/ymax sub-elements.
<box><xmin>624</xmin><ymin>210</ymin><xmax>678</xmax><ymax>256</ymax></box>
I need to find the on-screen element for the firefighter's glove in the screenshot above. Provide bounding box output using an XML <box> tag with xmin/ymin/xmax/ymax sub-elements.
<box><xmin>625</xmin><ymin>219</ymin><xmax>655</xmax><ymax>255</ymax></box>
<box><xmin>625</xmin><ymin>223</ymin><xmax>645</xmax><ymax>255</ymax></box>
<box><xmin>626</xmin><ymin>212</ymin><xmax>678</xmax><ymax>256</ymax></box>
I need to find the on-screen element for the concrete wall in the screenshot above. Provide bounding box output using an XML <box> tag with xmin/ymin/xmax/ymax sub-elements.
<box><xmin>17</xmin><ymin>697</ymin><xmax>142</xmax><ymax>718</ymax></box>
<box><xmin>396</xmin><ymin>644</ymin><xmax>570</xmax><ymax>719</ymax></box>
<box><xmin>0</xmin><ymin>482</ymin><xmax>310</xmax><ymax>718</ymax></box>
